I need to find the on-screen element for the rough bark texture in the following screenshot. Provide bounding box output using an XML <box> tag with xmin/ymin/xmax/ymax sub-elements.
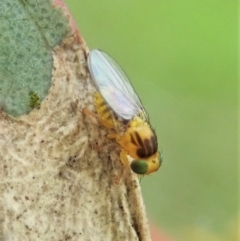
<box><xmin>0</xmin><ymin>33</ymin><xmax>151</xmax><ymax>240</ymax></box>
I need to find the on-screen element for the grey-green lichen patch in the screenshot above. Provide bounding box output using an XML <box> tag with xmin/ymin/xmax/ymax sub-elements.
<box><xmin>0</xmin><ymin>0</ymin><xmax>71</xmax><ymax>116</ymax></box>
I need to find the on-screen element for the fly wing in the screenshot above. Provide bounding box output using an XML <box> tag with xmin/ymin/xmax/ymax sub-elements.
<box><xmin>88</xmin><ymin>49</ymin><xmax>148</xmax><ymax>121</ymax></box>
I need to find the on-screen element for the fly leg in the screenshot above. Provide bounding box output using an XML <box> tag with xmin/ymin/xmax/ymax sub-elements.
<box><xmin>115</xmin><ymin>150</ymin><xmax>131</xmax><ymax>185</ymax></box>
<box><xmin>82</xmin><ymin>107</ymin><xmax>99</xmax><ymax>119</ymax></box>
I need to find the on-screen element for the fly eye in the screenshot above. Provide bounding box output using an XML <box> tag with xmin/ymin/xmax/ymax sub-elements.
<box><xmin>130</xmin><ymin>160</ymin><xmax>148</xmax><ymax>175</ymax></box>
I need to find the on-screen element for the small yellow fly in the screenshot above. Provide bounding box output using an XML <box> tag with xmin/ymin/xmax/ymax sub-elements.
<box><xmin>85</xmin><ymin>49</ymin><xmax>162</xmax><ymax>176</ymax></box>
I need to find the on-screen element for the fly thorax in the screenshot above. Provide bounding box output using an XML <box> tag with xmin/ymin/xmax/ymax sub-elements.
<box><xmin>128</xmin><ymin>116</ymin><xmax>145</xmax><ymax>128</ymax></box>
<box><xmin>126</xmin><ymin>124</ymin><xmax>158</xmax><ymax>159</ymax></box>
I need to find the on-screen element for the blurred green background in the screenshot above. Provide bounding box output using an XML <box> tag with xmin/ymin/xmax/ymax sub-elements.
<box><xmin>64</xmin><ymin>1</ymin><xmax>238</xmax><ymax>240</ymax></box>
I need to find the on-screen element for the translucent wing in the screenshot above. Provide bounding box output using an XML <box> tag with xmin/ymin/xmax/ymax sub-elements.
<box><xmin>88</xmin><ymin>49</ymin><xmax>148</xmax><ymax>121</ymax></box>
